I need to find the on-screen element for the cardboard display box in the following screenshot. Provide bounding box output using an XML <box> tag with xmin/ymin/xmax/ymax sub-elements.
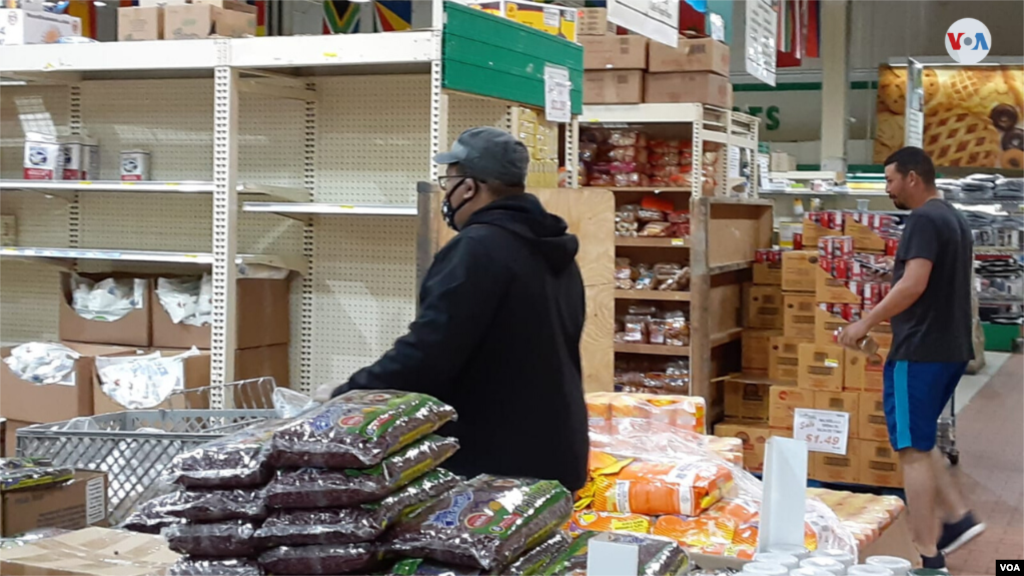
<box><xmin>768</xmin><ymin>336</ymin><xmax>806</xmax><ymax>384</ymax></box>
<box><xmin>746</xmin><ymin>285</ymin><xmax>783</xmax><ymax>330</ymax></box>
<box><xmin>644</xmin><ymin>72</ymin><xmax>732</xmax><ymax>108</ymax></box>
<box><xmin>60</xmin><ymin>273</ymin><xmax>152</xmax><ymax>348</ymax></box>
<box><xmin>0</xmin><ymin>343</ymin><xmax>137</xmax><ymax>424</ymax></box>
<box><xmin>1</xmin><ymin>471</ymin><xmax>108</xmax><ymax>537</ymax></box>
<box><xmin>578</xmin><ymin>7</ymin><xmax>607</xmax><ymax>36</ymax></box>
<box><xmin>797</xmin><ymin>343</ymin><xmax>845</xmax><ymax>391</ymax></box>
<box><xmin>164</xmin><ymin>3</ymin><xmax>255</xmax><ymax>39</ymax></box>
<box><xmin>152</xmin><ymin>277</ymin><xmax>290</xmax><ymax>350</ymax></box>
<box><xmin>767</xmin><ymin>384</ymin><xmax>814</xmax><ymax>430</ymax></box>
<box><xmin>714</xmin><ymin>420</ymin><xmax>772</xmax><ymax>473</ymax></box>
<box><xmin>802</xmin><ymin>215</ymin><xmax>841</xmax><ymax>248</ymax></box>
<box><xmin>811</xmin><ymin>440</ymin><xmax>860</xmax><ymax>484</ymax></box>
<box><xmin>647</xmin><ymin>37</ymin><xmax>730</xmax><ymax>76</ymax></box>
<box><xmin>583</xmin><ymin>70</ymin><xmax>643</xmax><ymax>104</ymax></box>
<box><xmin>117</xmin><ymin>6</ymin><xmax>163</xmax><ymax>41</ymax></box>
<box><xmin>844</xmin><ymin>348</ymin><xmax>887</xmax><ymax>392</ymax></box>
<box><xmin>858</xmin><ymin>392</ymin><xmax>889</xmax><ymax>442</ymax></box>
<box><xmin>2</xmin><ymin>419</ymin><xmax>33</xmax><ymax>457</ymax></box>
<box><xmin>752</xmin><ymin>262</ymin><xmax>782</xmax><ymax>286</ymax></box>
<box><xmin>581</xmin><ymin>35</ymin><xmax>647</xmax><ymax>70</ymax></box>
<box><xmin>816</xmin><ymin>266</ymin><xmax>862</xmax><ymax>305</ymax></box>
<box><xmin>844</xmin><ymin>217</ymin><xmax>886</xmax><ymax>253</ymax></box>
<box><xmin>783</xmin><ymin>292</ymin><xmax>816</xmax><ymax>340</ymax></box>
<box><xmin>815</xmin><ymin>307</ymin><xmax>893</xmax><ymax>350</ymax></box>
<box><xmin>814</xmin><ymin>390</ymin><xmax>860</xmax><ymax>439</ymax></box>
<box><xmin>859</xmin><ymin>439</ymin><xmax>903</xmax><ymax>488</ymax></box>
<box><xmin>742</xmin><ymin>329</ymin><xmax>782</xmax><ymax>373</ymax></box>
<box><xmin>0</xmin><ymin>526</ymin><xmax>180</xmax><ymax>576</ymax></box>
<box><xmin>781</xmin><ymin>250</ymin><xmax>817</xmax><ymax>293</ymax></box>
<box><xmin>724</xmin><ymin>379</ymin><xmax>770</xmax><ymax>421</ymax></box>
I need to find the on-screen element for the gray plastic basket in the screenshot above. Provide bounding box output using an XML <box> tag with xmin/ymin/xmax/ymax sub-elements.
<box><xmin>16</xmin><ymin>378</ymin><xmax>281</xmax><ymax>525</ymax></box>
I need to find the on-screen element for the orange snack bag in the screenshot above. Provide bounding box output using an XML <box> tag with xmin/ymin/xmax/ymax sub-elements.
<box><xmin>586</xmin><ymin>393</ymin><xmax>613</xmax><ymax>435</ymax></box>
<box><xmin>592</xmin><ymin>459</ymin><xmax>733</xmax><ymax>516</ymax></box>
<box><xmin>704</xmin><ymin>497</ymin><xmax>759</xmax><ymax>524</ymax></box>
<box><xmin>653</xmin><ymin>515</ymin><xmax>736</xmax><ymax>548</ymax></box>
<box><xmin>567</xmin><ymin>509</ymin><xmax>653</xmax><ymax>537</ymax></box>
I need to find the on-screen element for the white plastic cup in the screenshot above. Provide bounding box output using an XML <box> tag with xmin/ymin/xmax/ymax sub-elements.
<box><xmin>849</xmin><ymin>564</ymin><xmax>895</xmax><ymax>576</ymax></box>
<box><xmin>755</xmin><ymin>552</ymin><xmax>801</xmax><ymax>570</ymax></box>
<box><xmin>866</xmin><ymin>556</ymin><xmax>913</xmax><ymax>576</ymax></box>
<box><xmin>811</xmin><ymin>548</ymin><xmax>856</xmax><ymax>568</ymax></box>
<box><xmin>742</xmin><ymin>562</ymin><xmax>791</xmax><ymax>576</ymax></box>
<box><xmin>790</xmin><ymin>569</ymin><xmax>836</xmax><ymax>576</ymax></box>
<box><xmin>799</xmin><ymin>557</ymin><xmax>846</xmax><ymax>576</ymax></box>
<box><xmin>769</xmin><ymin>544</ymin><xmax>811</xmax><ymax>560</ymax></box>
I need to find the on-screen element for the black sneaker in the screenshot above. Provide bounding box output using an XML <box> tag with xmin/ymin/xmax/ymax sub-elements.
<box><xmin>922</xmin><ymin>552</ymin><xmax>949</xmax><ymax>573</ymax></box>
<box><xmin>938</xmin><ymin>511</ymin><xmax>987</xmax><ymax>554</ymax></box>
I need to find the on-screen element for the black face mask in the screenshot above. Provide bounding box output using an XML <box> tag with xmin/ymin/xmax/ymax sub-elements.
<box><xmin>441</xmin><ymin>177</ymin><xmax>472</xmax><ymax>231</ymax></box>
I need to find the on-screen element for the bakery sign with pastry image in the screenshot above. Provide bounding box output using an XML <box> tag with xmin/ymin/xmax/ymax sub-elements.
<box><xmin>874</xmin><ymin>62</ymin><xmax>1024</xmax><ymax>171</ymax></box>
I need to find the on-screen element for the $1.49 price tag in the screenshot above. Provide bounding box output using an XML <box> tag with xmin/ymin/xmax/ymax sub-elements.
<box><xmin>793</xmin><ymin>408</ymin><xmax>850</xmax><ymax>455</ymax></box>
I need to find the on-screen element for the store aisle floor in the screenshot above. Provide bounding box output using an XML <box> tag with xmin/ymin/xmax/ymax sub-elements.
<box><xmin>946</xmin><ymin>354</ymin><xmax>1024</xmax><ymax>575</ymax></box>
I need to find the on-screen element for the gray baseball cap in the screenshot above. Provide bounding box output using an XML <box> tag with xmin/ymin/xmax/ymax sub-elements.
<box><xmin>434</xmin><ymin>127</ymin><xmax>530</xmax><ymax>186</ymax></box>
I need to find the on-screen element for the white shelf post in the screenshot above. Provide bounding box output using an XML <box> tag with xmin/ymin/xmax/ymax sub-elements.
<box><xmin>819</xmin><ymin>0</ymin><xmax>850</xmax><ymax>173</ymax></box>
<box><xmin>211</xmin><ymin>48</ymin><xmax>240</xmax><ymax>404</ymax></box>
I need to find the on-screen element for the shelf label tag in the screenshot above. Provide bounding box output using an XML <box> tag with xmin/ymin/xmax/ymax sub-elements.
<box><xmin>671</xmin><ymin>238</ymin><xmax>686</xmax><ymax>246</ymax></box>
<box><xmin>793</xmin><ymin>408</ymin><xmax>849</xmax><ymax>455</ymax></box>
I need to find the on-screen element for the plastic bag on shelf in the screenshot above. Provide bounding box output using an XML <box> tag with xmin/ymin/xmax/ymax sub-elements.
<box><xmin>268</xmin><ymin>390</ymin><xmax>457</xmax><ymax>470</ymax></box>
<box><xmin>385</xmin><ymin>475</ymin><xmax>572</xmax><ymax>571</ymax></box>
<box><xmin>120</xmin><ymin>493</ymin><xmax>185</xmax><ymax>534</ymax></box>
<box><xmin>95</xmin><ymin>348</ymin><xmax>199</xmax><ymax>410</ymax></box>
<box><xmin>264</xmin><ymin>435</ymin><xmax>459</xmax><ymax>509</ymax></box>
<box><xmin>164</xmin><ymin>418</ymin><xmax>285</xmax><ymax>489</ymax></box>
<box><xmin>70</xmin><ymin>273</ymin><xmax>145</xmax><ymax>322</ymax></box>
<box><xmin>156</xmin><ymin>274</ymin><xmax>212</xmax><ymax>327</ymax></box>
<box><xmin>3</xmin><ymin>342</ymin><xmax>80</xmax><ymax>385</ymax></box>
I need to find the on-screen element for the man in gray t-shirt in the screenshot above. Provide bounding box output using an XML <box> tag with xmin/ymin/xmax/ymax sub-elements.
<box><xmin>838</xmin><ymin>147</ymin><xmax>983</xmax><ymax>570</ymax></box>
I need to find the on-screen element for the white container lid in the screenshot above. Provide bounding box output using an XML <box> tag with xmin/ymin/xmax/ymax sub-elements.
<box><xmin>866</xmin><ymin>556</ymin><xmax>913</xmax><ymax>576</ymax></box>
<box><xmin>120</xmin><ymin>150</ymin><xmax>150</xmax><ymax>155</ymax></box>
<box><xmin>742</xmin><ymin>562</ymin><xmax>790</xmax><ymax>576</ymax></box>
<box><xmin>790</xmin><ymin>569</ymin><xmax>835</xmax><ymax>576</ymax></box>
<box><xmin>811</xmin><ymin>548</ymin><xmax>856</xmax><ymax>567</ymax></box>
<box><xmin>849</xmin><ymin>564</ymin><xmax>895</xmax><ymax>576</ymax></box>
<box><xmin>799</xmin><ymin>557</ymin><xmax>846</xmax><ymax>576</ymax></box>
<box><xmin>755</xmin><ymin>552</ymin><xmax>801</xmax><ymax>570</ymax></box>
<box><xmin>769</xmin><ymin>544</ymin><xmax>811</xmax><ymax>560</ymax></box>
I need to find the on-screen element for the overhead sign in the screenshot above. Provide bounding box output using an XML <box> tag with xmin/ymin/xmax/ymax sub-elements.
<box><xmin>744</xmin><ymin>0</ymin><xmax>778</xmax><ymax>86</ymax></box>
<box><xmin>607</xmin><ymin>0</ymin><xmax>680</xmax><ymax>48</ymax></box>
<box><xmin>793</xmin><ymin>408</ymin><xmax>850</xmax><ymax>455</ymax></box>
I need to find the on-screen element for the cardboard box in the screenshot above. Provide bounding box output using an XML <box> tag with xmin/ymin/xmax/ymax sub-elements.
<box><xmin>0</xmin><ymin>8</ymin><xmax>81</xmax><ymax>45</ymax></box>
<box><xmin>752</xmin><ymin>262</ymin><xmax>782</xmax><ymax>286</ymax></box>
<box><xmin>645</xmin><ymin>71</ymin><xmax>732</xmax><ymax>107</ymax></box>
<box><xmin>583</xmin><ymin>70</ymin><xmax>643</xmax><ymax>104</ymax></box>
<box><xmin>0</xmin><ymin>526</ymin><xmax>180</xmax><ymax>576</ymax></box>
<box><xmin>742</xmin><ymin>329</ymin><xmax>782</xmax><ymax>372</ymax></box>
<box><xmin>746</xmin><ymin>285</ymin><xmax>783</xmax><ymax>329</ymax></box>
<box><xmin>164</xmin><ymin>4</ymin><xmax>255</xmax><ymax>39</ymax></box>
<box><xmin>578</xmin><ymin>7</ymin><xmax>607</xmax><ymax>35</ymax></box>
<box><xmin>816</xmin><ymin>266</ymin><xmax>861</xmax><ymax>304</ymax></box>
<box><xmin>844</xmin><ymin>216</ymin><xmax>886</xmax><ymax>253</ymax></box>
<box><xmin>1</xmin><ymin>470</ymin><xmax>108</xmax><ymax>537</ymax></box>
<box><xmin>0</xmin><ymin>343</ymin><xmax>138</xmax><ymax>423</ymax></box>
<box><xmin>811</xmin><ymin>439</ymin><xmax>860</xmax><ymax>484</ymax></box>
<box><xmin>783</xmin><ymin>292</ymin><xmax>816</xmax><ymax>340</ymax></box>
<box><xmin>859</xmin><ymin>439</ymin><xmax>903</xmax><ymax>487</ymax></box>
<box><xmin>192</xmin><ymin>0</ymin><xmax>259</xmax><ymax>13</ymax></box>
<box><xmin>152</xmin><ymin>278</ymin><xmax>290</xmax><ymax>349</ymax></box>
<box><xmin>814</xmin><ymin>390</ymin><xmax>860</xmax><ymax>439</ymax></box>
<box><xmin>647</xmin><ymin>37</ymin><xmax>730</xmax><ymax>76</ymax></box>
<box><xmin>2</xmin><ymin>419</ymin><xmax>32</xmax><ymax>457</ymax></box>
<box><xmin>714</xmin><ymin>420</ymin><xmax>771</xmax><ymax>473</ymax></box>
<box><xmin>92</xmin><ymin>350</ymin><xmax>211</xmax><ymax>415</ymax></box>
<box><xmin>870</xmin><ymin>323</ymin><xmax>893</xmax><ymax>349</ymax></box>
<box><xmin>117</xmin><ymin>6</ymin><xmax>163</xmax><ymax>41</ymax></box>
<box><xmin>781</xmin><ymin>250</ymin><xmax>817</xmax><ymax>293</ymax></box>
<box><xmin>767</xmin><ymin>384</ymin><xmax>814</xmax><ymax>429</ymax></box>
<box><xmin>844</xmin><ymin>348</ymin><xmax>887</xmax><ymax>392</ymax></box>
<box><xmin>802</xmin><ymin>215</ymin><xmax>841</xmax><ymax>249</ymax></box>
<box><xmin>768</xmin><ymin>336</ymin><xmax>806</xmax><ymax>384</ymax></box>
<box><xmin>581</xmin><ymin>35</ymin><xmax>647</xmax><ymax>70</ymax></box>
<box><xmin>472</xmin><ymin>1</ymin><xmax>577</xmax><ymax>42</ymax></box>
<box><xmin>59</xmin><ymin>273</ymin><xmax>152</xmax><ymax>348</ymax></box>
<box><xmin>797</xmin><ymin>343</ymin><xmax>845</xmax><ymax>391</ymax></box>
<box><xmin>770</xmin><ymin>152</ymin><xmax>797</xmax><ymax>172</ymax></box>
<box><xmin>724</xmin><ymin>379</ymin><xmax>770</xmax><ymax>421</ymax></box>
<box><xmin>858</xmin><ymin>392</ymin><xmax>889</xmax><ymax>442</ymax></box>
<box><xmin>234</xmin><ymin>343</ymin><xmax>291</xmax><ymax>395</ymax></box>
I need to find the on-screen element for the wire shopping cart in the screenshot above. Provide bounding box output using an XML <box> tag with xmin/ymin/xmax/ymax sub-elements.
<box><xmin>15</xmin><ymin>377</ymin><xmax>279</xmax><ymax>525</ymax></box>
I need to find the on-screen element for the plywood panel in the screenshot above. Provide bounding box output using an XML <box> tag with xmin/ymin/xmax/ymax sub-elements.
<box><xmin>582</xmin><ymin>281</ymin><xmax>614</xmax><ymax>393</ymax></box>
<box><xmin>532</xmin><ymin>188</ymin><xmax>615</xmax><ymax>288</ymax></box>
<box><xmin>708</xmin><ymin>283</ymin><xmax>742</xmax><ymax>336</ymax></box>
<box><xmin>706</xmin><ymin>204</ymin><xmax>772</xmax><ymax>267</ymax></box>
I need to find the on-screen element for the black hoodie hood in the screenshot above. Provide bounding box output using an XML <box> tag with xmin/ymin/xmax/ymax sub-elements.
<box><xmin>462</xmin><ymin>193</ymin><xmax>579</xmax><ymax>271</ymax></box>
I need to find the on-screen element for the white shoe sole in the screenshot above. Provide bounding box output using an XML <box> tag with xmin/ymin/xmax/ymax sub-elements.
<box><xmin>941</xmin><ymin>522</ymin><xmax>987</xmax><ymax>555</ymax></box>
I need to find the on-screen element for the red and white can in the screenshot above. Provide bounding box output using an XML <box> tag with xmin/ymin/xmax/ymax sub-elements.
<box><xmin>793</xmin><ymin>232</ymin><xmax>804</xmax><ymax>250</ymax></box>
<box><xmin>843</xmin><ymin>304</ymin><xmax>863</xmax><ymax>322</ymax></box>
<box><xmin>755</xmin><ymin>249</ymin><xmax>769</xmax><ymax>264</ymax></box>
<box><xmin>885</xmin><ymin>237</ymin><xmax>900</xmax><ymax>256</ymax></box>
<box><xmin>833</xmin><ymin>258</ymin><xmax>850</xmax><ymax>280</ymax></box>
<box><xmin>835</xmin><ymin>236</ymin><xmax>855</xmax><ymax>258</ymax></box>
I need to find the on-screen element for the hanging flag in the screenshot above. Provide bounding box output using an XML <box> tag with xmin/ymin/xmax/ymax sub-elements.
<box><xmin>325</xmin><ymin>0</ymin><xmax>361</xmax><ymax>34</ymax></box>
<box><xmin>806</xmin><ymin>0</ymin><xmax>820</xmax><ymax>58</ymax></box>
<box><xmin>375</xmin><ymin>1</ymin><xmax>412</xmax><ymax>32</ymax></box>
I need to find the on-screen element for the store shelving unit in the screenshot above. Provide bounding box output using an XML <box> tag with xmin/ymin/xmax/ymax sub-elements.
<box><xmin>581</xmin><ymin>104</ymin><xmax>769</xmax><ymax>411</ymax></box>
<box><xmin>0</xmin><ymin>1</ymin><xmax>582</xmax><ymax>406</ymax></box>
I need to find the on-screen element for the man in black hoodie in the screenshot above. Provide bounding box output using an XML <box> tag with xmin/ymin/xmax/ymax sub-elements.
<box><xmin>328</xmin><ymin>127</ymin><xmax>589</xmax><ymax>491</ymax></box>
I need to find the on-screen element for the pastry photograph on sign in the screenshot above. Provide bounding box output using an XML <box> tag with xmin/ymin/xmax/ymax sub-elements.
<box><xmin>873</xmin><ymin>65</ymin><xmax>1024</xmax><ymax>171</ymax></box>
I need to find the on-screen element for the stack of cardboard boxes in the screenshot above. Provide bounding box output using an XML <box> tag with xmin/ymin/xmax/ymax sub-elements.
<box><xmin>117</xmin><ymin>0</ymin><xmax>256</xmax><ymax>42</ymax></box>
<box><xmin>717</xmin><ymin>217</ymin><xmax>903</xmax><ymax>487</ymax></box>
<box><xmin>0</xmin><ymin>272</ymin><xmax>290</xmax><ymax>451</ymax></box>
<box><xmin>580</xmin><ymin>9</ymin><xmax>731</xmax><ymax>108</ymax></box>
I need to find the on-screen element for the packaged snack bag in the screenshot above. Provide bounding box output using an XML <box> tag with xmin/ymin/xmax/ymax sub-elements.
<box><xmin>257</xmin><ymin>544</ymin><xmax>379</xmax><ymax>575</ymax></box>
<box><xmin>165</xmin><ymin>419</ymin><xmax>285</xmax><ymax>489</ymax></box>
<box><xmin>120</xmin><ymin>495</ymin><xmax>183</xmax><ymax>534</ymax></box>
<box><xmin>566</xmin><ymin>510</ymin><xmax>652</xmax><ymax>537</ymax></box>
<box><xmin>387</xmin><ymin>558</ymin><xmax>481</xmax><ymax>575</ymax></box>
<box><xmin>169</xmin><ymin>558</ymin><xmax>264</xmax><ymax>576</ymax></box>
<box><xmin>501</xmin><ymin>531</ymin><xmax>572</xmax><ymax>576</ymax></box>
<box><xmin>0</xmin><ymin>457</ymin><xmax>73</xmax><ymax>492</ymax></box>
<box><xmin>653</xmin><ymin>515</ymin><xmax>736</xmax><ymax>549</ymax></box>
<box><xmin>592</xmin><ymin>459</ymin><xmax>733</xmax><ymax>516</ymax></box>
<box><xmin>156</xmin><ymin>488</ymin><xmax>267</xmax><ymax>523</ymax></box>
<box><xmin>163</xmin><ymin>520</ymin><xmax>259</xmax><ymax>557</ymax></box>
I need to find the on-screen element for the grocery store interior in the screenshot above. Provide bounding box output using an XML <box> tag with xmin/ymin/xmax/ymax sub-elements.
<box><xmin>0</xmin><ymin>0</ymin><xmax>1021</xmax><ymax>575</ymax></box>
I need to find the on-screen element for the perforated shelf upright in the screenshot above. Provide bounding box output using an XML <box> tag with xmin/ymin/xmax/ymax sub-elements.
<box><xmin>0</xmin><ymin>1</ymin><xmax>583</xmax><ymax>406</ymax></box>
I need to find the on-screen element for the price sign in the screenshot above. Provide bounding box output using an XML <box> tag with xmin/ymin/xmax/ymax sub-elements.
<box><xmin>793</xmin><ymin>408</ymin><xmax>849</xmax><ymax>455</ymax></box>
<box><xmin>544</xmin><ymin>64</ymin><xmax>571</xmax><ymax>124</ymax></box>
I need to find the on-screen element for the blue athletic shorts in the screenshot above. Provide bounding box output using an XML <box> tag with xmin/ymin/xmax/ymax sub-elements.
<box><xmin>883</xmin><ymin>359</ymin><xmax>967</xmax><ymax>452</ymax></box>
